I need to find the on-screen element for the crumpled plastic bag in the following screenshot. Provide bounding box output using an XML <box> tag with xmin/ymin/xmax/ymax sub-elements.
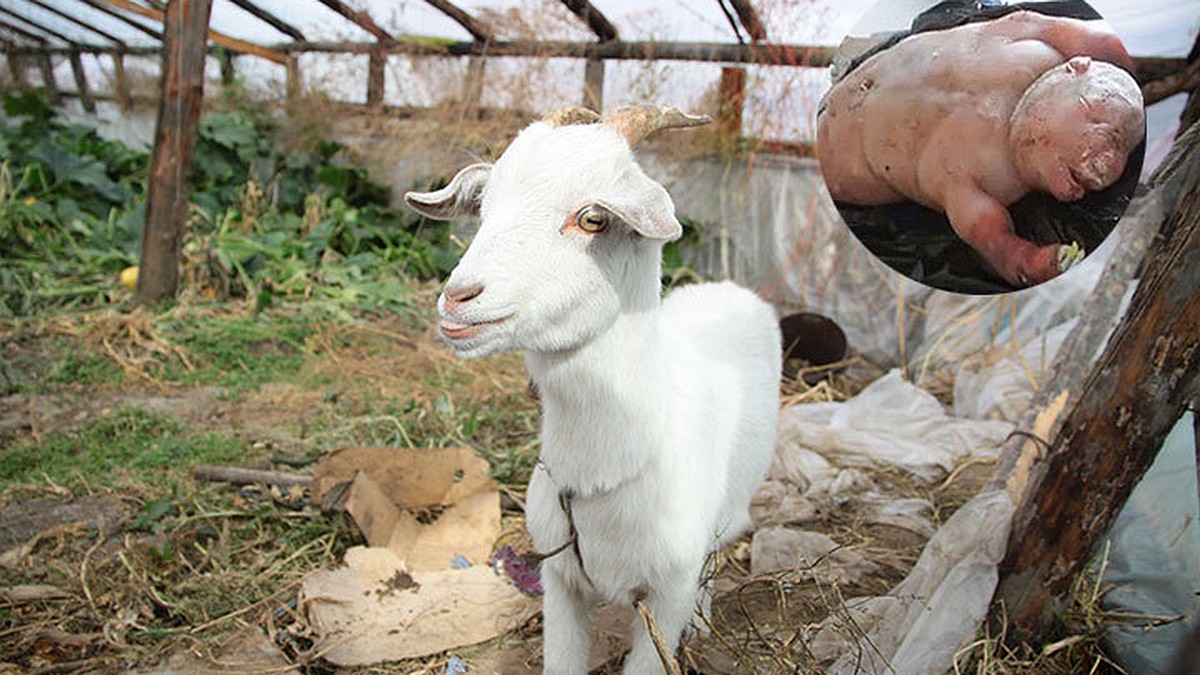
<box><xmin>751</xmin><ymin>527</ymin><xmax>877</xmax><ymax>584</ymax></box>
<box><xmin>776</xmin><ymin>369</ymin><xmax>1012</xmax><ymax>481</ymax></box>
<box><xmin>811</xmin><ymin>490</ymin><xmax>1014</xmax><ymax>674</ymax></box>
<box><xmin>952</xmin><ymin>318</ymin><xmax>1075</xmax><ymax>423</ymax></box>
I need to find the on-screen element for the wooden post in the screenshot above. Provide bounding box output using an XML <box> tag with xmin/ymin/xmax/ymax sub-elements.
<box><xmin>717</xmin><ymin>66</ymin><xmax>746</xmax><ymax>140</ymax></box>
<box><xmin>994</xmin><ymin>126</ymin><xmax>1200</xmax><ymax>639</ymax></box>
<box><xmin>366</xmin><ymin>47</ymin><xmax>384</xmax><ymax>107</ymax></box>
<box><xmin>462</xmin><ymin>55</ymin><xmax>485</xmax><ymax>117</ymax></box>
<box><xmin>111</xmin><ymin>51</ymin><xmax>132</xmax><ymax>111</ymax></box>
<box><xmin>582</xmin><ymin>56</ymin><xmax>603</xmax><ymax>112</ymax></box>
<box><xmin>68</xmin><ymin>49</ymin><xmax>96</xmax><ymax>113</ymax></box>
<box><xmin>285</xmin><ymin>55</ymin><xmax>302</xmax><ymax>101</ymax></box>
<box><xmin>218</xmin><ymin>47</ymin><xmax>234</xmax><ymax>85</ymax></box>
<box><xmin>38</xmin><ymin>52</ymin><xmax>61</xmax><ymax>105</ymax></box>
<box><xmin>4</xmin><ymin>45</ymin><xmax>29</xmax><ymax>88</ymax></box>
<box><xmin>136</xmin><ymin>0</ymin><xmax>214</xmax><ymax>305</ymax></box>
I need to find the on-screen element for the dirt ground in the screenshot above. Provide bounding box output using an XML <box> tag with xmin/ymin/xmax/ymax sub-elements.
<box><xmin>0</xmin><ymin>305</ymin><xmax>1020</xmax><ymax>674</ymax></box>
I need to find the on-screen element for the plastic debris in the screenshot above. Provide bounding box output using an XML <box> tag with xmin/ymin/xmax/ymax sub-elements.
<box><xmin>490</xmin><ymin>545</ymin><xmax>544</xmax><ymax>596</ymax></box>
<box><xmin>445</xmin><ymin>654</ymin><xmax>469</xmax><ymax>675</ymax></box>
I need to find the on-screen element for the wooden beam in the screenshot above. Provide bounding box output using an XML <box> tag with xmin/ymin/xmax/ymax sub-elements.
<box><xmin>111</xmin><ymin>50</ymin><xmax>131</xmax><ymax>110</ymax></box>
<box><xmin>366</xmin><ymin>47</ymin><xmax>384</xmax><ymax>107</ymax></box>
<box><xmin>561</xmin><ymin>0</ymin><xmax>617</xmax><ymax>42</ymax></box>
<box><xmin>137</xmin><ymin>0</ymin><xmax>214</xmax><ymax>305</ymax></box>
<box><xmin>582</xmin><ymin>56</ymin><xmax>602</xmax><ymax>110</ymax></box>
<box><xmin>424</xmin><ymin>0</ymin><xmax>494</xmax><ymax>44</ymax></box>
<box><xmin>0</xmin><ymin>17</ymin><xmax>49</xmax><ymax>45</ymax></box>
<box><xmin>1143</xmin><ymin>56</ymin><xmax>1200</xmax><ymax>105</ymax></box>
<box><xmin>726</xmin><ymin>0</ymin><xmax>768</xmax><ymax>42</ymax></box>
<box><xmin>0</xmin><ymin>17</ymin><xmax>60</xmax><ymax>104</ymax></box>
<box><xmin>993</xmin><ymin>124</ymin><xmax>1200</xmax><ymax>640</ymax></box>
<box><xmin>274</xmin><ymin>38</ymin><xmax>836</xmax><ymax>67</ymax></box>
<box><xmin>95</xmin><ymin>0</ymin><xmax>288</xmax><ymax>64</ymax></box>
<box><xmin>68</xmin><ymin>49</ymin><xmax>96</xmax><ymax>112</ymax></box>
<box><xmin>76</xmin><ymin>0</ymin><xmax>163</xmax><ymax>41</ymax></box>
<box><xmin>7</xmin><ymin>37</ymin><xmax>1173</xmax><ymax>87</ymax></box>
<box><xmin>25</xmin><ymin>0</ymin><xmax>128</xmax><ymax>48</ymax></box>
<box><xmin>316</xmin><ymin>0</ymin><xmax>397</xmax><ymax>47</ymax></box>
<box><xmin>1180</xmin><ymin>29</ymin><xmax>1200</xmax><ymax>132</ymax></box>
<box><xmin>0</xmin><ymin>7</ymin><xmax>76</xmax><ymax>44</ymax></box>
<box><xmin>226</xmin><ymin>0</ymin><xmax>306</xmax><ymax>42</ymax></box>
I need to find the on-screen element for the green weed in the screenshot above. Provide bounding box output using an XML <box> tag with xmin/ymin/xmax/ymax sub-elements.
<box><xmin>46</xmin><ymin>349</ymin><xmax>125</xmax><ymax>387</ymax></box>
<box><xmin>0</xmin><ymin>406</ymin><xmax>245</xmax><ymax>489</ymax></box>
<box><xmin>154</xmin><ymin>312</ymin><xmax>314</xmax><ymax>389</ymax></box>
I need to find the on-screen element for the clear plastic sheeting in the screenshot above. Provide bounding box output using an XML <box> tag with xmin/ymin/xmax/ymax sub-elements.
<box><xmin>649</xmin><ymin>153</ymin><xmax>930</xmax><ymax>368</ymax></box>
<box><xmin>755</xmin><ymin>368</ymin><xmax>1017</xmax><ymax>673</ymax></box>
<box><xmin>651</xmin><ymin>153</ymin><xmax>1129</xmax><ymax>376</ymax></box>
<box><xmin>774</xmin><ymin>370</ymin><xmax>1012</xmax><ymax>481</ymax></box>
<box><xmin>1101</xmin><ymin>412</ymin><xmax>1200</xmax><ymax>674</ymax></box>
<box><xmin>758</xmin><ymin>195</ymin><xmax>1197</xmax><ymax>673</ymax></box>
<box><xmin>810</xmin><ymin>490</ymin><xmax>1015</xmax><ymax>674</ymax></box>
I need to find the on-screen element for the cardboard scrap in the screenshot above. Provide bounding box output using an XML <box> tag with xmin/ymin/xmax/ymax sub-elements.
<box><xmin>311</xmin><ymin>447</ymin><xmax>501</xmax><ymax>571</ymax></box>
<box><xmin>301</xmin><ymin>546</ymin><xmax>539</xmax><ymax>667</ymax></box>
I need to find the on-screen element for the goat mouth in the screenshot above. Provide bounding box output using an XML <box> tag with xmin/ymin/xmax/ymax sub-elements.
<box><xmin>440</xmin><ymin>317</ymin><xmax>507</xmax><ymax>341</ymax></box>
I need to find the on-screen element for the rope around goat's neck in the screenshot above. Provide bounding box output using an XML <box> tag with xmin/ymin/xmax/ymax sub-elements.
<box><xmin>530</xmin><ymin>460</ymin><xmax>594</xmax><ymax>588</ymax></box>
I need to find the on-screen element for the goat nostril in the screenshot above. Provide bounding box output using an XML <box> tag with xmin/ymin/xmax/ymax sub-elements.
<box><xmin>444</xmin><ymin>283</ymin><xmax>484</xmax><ymax>309</ymax></box>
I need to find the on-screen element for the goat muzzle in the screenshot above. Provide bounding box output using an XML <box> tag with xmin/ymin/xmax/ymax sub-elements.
<box><xmin>442</xmin><ymin>283</ymin><xmax>484</xmax><ymax>313</ymax></box>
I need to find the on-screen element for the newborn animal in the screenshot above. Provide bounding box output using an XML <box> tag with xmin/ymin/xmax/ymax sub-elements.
<box><xmin>818</xmin><ymin>10</ymin><xmax>1144</xmax><ymax>286</ymax></box>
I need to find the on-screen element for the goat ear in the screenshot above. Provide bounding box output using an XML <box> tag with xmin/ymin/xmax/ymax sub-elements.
<box><xmin>404</xmin><ymin>163</ymin><xmax>491</xmax><ymax>220</ymax></box>
<box><xmin>595</xmin><ymin>184</ymin><xmax>682</xmax><ymax>241</ymax></box>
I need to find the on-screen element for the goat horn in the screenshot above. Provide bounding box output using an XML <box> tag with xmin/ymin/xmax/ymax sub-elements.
<box><xmin>603</xmin><ymin>105</ymin><xmax>712</xmax><ymax>147</ymax></box>
<box><xmin>541</xmin><ymin>105</ymin><xmax>602</xmax><ymax>127</ymax></box>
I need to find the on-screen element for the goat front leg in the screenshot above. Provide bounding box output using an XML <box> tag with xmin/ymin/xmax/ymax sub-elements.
<box><xmin>541</xmin><ymin>568</ymin><xmax>595</xmax><ymax>675</ymax></box>
<box><xmin>624</xmin><ymin>584</ymin><xmax>697</xmax><ymax>675</ymax></box>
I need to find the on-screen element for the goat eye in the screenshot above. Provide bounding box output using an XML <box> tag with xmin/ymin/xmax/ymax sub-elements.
<box><xmin>576</xmin><ymin>206</ymin><xmax>609</xmax><ymax>233</ymax></box>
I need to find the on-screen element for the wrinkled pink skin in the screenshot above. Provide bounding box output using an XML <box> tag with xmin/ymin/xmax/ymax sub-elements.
<box><xmin>818</xmin><ymin>11</ymin><xmax>1135</xmax><ymax>287</ymax></box>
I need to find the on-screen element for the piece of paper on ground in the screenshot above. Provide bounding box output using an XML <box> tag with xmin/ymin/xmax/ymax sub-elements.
<box><xmin>301</xmin><ymin>546</ymin><xmax>538</xmax><ymax>666</ymax></box>
<box><xmin>310</xmin><ymin>446</ymin><xmax>501</xmax><ymax>571</ymax></box>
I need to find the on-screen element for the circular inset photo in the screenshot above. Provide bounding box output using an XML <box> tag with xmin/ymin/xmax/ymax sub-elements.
<box><xmin>816</xmin><ymin>0</ymin><xmax>1146</xmax><ymax>294</ymax></box>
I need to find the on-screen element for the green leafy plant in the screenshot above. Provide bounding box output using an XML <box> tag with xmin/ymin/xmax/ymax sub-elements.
<box><xmin>0</xmin><ymin>406</ymin><xmax>245</xmax><ymax>488</ymax></box>
<box><xmin>0</xmin><ymin>91</ymin><xmax>460</xmax><ymax>318</ymax></box>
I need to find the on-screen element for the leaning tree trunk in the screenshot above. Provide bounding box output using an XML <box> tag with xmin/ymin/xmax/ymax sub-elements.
<box><xmin>136</xmin><ymin>0</ymin><xmax>213</xmax><ymax>305</ymax></box>
<box><xmin>993</xmin><ymin>123</ymin><xmax>1200</xmax><ymax>639</ymax></box>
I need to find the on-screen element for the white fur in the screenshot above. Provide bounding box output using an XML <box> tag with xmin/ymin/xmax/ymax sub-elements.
<box><xmin>406</xmin><ymin>117</ymin><xmax>780</xmax><ymax>675</ymax></box>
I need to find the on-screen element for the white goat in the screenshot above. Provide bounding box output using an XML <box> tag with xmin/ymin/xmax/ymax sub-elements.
<box><xmin>405</xmin><ymin>105</ymin><xmax>780</xmax><ymax>674</ymax></box>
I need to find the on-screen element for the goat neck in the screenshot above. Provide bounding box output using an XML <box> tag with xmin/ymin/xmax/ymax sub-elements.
<box><xmin>525</xmin><ymin>304</ymin><xmax>668</xmax><ymax>497</ymax></box>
